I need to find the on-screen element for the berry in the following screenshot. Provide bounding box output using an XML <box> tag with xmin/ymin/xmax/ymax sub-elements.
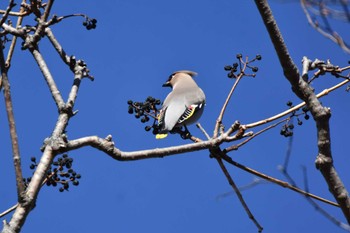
<box><xmin>30</xmin><ymin>164</ymin><xmax>35</xmax><ymax>170</ymax></box>
<box><xmin>30</xmin><ymin>157</ymin><xmax>36</xmax><ymax>162</ymax></box>
<box><xmin>302</xmin><ymin>107</ymin><xmax>309</xmax><ymax>112</ymax></box>
<box><xmin>286</xmin><ymin>101</ymin><xmax>293</xmax><ymax>107</ymax></box>
<box><xmin>73</xmin><ymin>180</ymin><xmax>79</xmax><ymax>186</ymax></box>
<box><xmin>252</xmin><ymin>67</ymin><xmax>258</xmax><ymax>72</ymax></box>
<box><xmin>127</xmin><ymin>100</ymin><xmax>133</xmax><ymax>105</ymax></box>
<box><xmin>256</xmin><ymin>54</ymin><xmax>262</xmax><ymax>60</ymax></box>
<box><xmin>236</xmin><ymin>53</ymin><xmax>242</xmax><ymax>59</ymax></box>
<box><xmin>304</xmin><ymin>114</ymin><xmax>310</xmax><ymax>120</ymax></box>
<box><xmin>224</xmin><ymin>65</ymin><xmax>232</xmax><ymax>71</ymax></box>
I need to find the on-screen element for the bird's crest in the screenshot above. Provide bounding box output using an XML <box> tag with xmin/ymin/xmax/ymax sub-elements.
<box><xmin>172</xmin><ymin>70</ymin><xmax>198</xmax><ymax>77</ymax></box>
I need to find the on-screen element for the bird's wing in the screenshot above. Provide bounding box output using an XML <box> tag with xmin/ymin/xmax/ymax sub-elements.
<box><xmin>162</xmin><ymin>98</ymin><xmax>187</xmax><ymax>131</ymax></box>
<box><xmin>177</xmin><ymin>103</ymin><xmax>204</xmax><ymax>125</ymax></box>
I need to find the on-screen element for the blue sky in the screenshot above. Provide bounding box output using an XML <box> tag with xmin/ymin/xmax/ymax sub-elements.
<box><xmin>0</xmin><ymin>0</ymin><xmax>349</xmax><ymax>232</ymax></box>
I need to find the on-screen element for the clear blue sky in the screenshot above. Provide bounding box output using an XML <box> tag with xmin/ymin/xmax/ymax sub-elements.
<box><xmin>0</xmin><ymin>0</ymin><xmax>349</xmax><ymax>232</ymax></box>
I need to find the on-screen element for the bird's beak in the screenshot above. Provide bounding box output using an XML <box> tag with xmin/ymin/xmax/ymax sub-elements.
<box><xmin>162</xmin><ymin>81</ymin><xmax>171</xmax><ymax>87</ymax></box>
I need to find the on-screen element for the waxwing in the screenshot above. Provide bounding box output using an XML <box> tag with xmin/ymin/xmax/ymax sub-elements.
<box><xmin>156</xmin><ymin>70</ymin><xmax>206</xmax><ymax>139</ymax></box>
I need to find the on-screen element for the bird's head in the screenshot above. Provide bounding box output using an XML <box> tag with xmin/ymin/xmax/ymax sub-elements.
<box><xmin>162</xmin><ymin>70</ymin><xmax>198</xmax><ymax>88</ymax></box>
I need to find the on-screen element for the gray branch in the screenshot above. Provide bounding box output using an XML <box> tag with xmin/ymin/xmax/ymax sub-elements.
<box><xmin>255</xmin><ymin>0</ymin><xmax>350</xmax><ymax>224</ymax></box>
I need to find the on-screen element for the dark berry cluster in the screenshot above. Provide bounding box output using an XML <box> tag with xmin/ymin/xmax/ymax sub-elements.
<box><xmin>280</xmin><ymin>101</ymin><xmax>310</xmax><ymax>137</ymax></box>
<box><xmin>224</xmin><ymin>54</ymin><xmax>262</xmax><ymax>78</ymax></box>
<box><xmin>82</xmin><ymin>17</ymin><xmax>97</xmax><ymax>30</ymax></box>
<box><xmin>280</xmin><ymin>123</ymin><xmax>294</xmax><ymax>137</ymax></box>
<box><xmin>29</xmin><ymin>154</ymin><xmax>81</xmax><ymax>192</ymax></box>
<box><xmin>127</xmin><ymin>96</ymin><xmax>162</xmax><ymax>135</ymax></box>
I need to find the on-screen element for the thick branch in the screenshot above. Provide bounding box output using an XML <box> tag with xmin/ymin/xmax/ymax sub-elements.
<box><xmin>22</xmin><ymin>0</ymin><xmax>55</xmax><ymax>49</ymax></box>
<box><xmin>254</xmin><ymin>0</ymin><xmax>303</xmax><ymax>98</ymax></box>
<box><xmin>66</xmin><ymin>135</ymin><xmax>216</xmax><ymax>160</ymax></box>
<box><xmin>4</xmin><ymin>146</ymin><xmax>56</xmax><ymax>233</ymax></box>
<box><xmin>255</xmin><ymin>0</ymin><xmax>350</xmax><ymax>224</ymax></box>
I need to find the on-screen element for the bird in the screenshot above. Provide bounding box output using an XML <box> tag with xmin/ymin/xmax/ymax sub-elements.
<box><xmin>156</xmin><ymin>70</ymin><xmax>206</xmax><ymax>139</ymax></box>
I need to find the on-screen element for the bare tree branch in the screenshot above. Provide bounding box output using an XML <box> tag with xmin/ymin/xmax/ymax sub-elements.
<box><xmin>254</xmin><ymin>0</ymin><xmax>302</xmax><ymax>97</ymax></box>
<box><xmin>22</xmin><ymin>0</ymin><xmax>55</xmax><ymax>49</ymax></box>
<box><xmin>301</xmin><ymin>0</ymin><xmax>350</xmax><ymax>54</ymax></box>
<box><xmin>255</xmin><ymin>0</ymin><xmax>350</xmax><ymax>224</ymax></box>
<box><xmin>215</xmin><ymin>155</ymin><xmax>263</xmax><ymax>232</ymax></box>
<box><xmin>0</xmin><ymin>37</ymin><xmax>25</xmax><ymax>202</ymax></box>
<box><xmin>244</xmin><ymin>77</ymin><xmax>349</xmax><ymax>129</ymax></box>
<box><xmin>5</xmin><ymin>0</ymin><xmax>28</xmax><ymax>67</ymax></box>
<box><xmin>301</xmin><ymin>167</ymin><xmax>350</xmax><ymax>231</ymax></box>
<box><xmin>213</xmin><ymin>71</ymin><xmax>244</xmax><ymax>138</ymax></box>
<box><xmin>29</xmin><ymin>47</ymin><xmax>66</xmax><ymax>109</ymax></box>
<box><xmin>0</xmin><ymin>0</ymin><xmax>15</xmax><ymax>28</ymax></box>
<box><xmin>221</xmin><ymin>153</ymin><xmax>339</xmax><ymax>207</ymax></box>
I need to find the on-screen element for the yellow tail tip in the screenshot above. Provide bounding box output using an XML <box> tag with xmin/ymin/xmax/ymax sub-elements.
<box><xmin>156</xmin><ymin>133</ymin><xmax>168</xmax><ymax>139</ymax></box>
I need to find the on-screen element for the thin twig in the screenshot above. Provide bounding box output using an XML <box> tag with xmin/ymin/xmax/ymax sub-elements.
<box><xmin>279</xmin><ymin>141</ymin><xmax>350</xmax><ymax>231</ymax></box>
<box><xmin>216</xmin><ymin>178</ymin><xmax>270</xmax><ymax>201</ymax></box>
<box><xmin>0</xmin><ymin>9</ymin><xmax>28</xmax><ymax>16</ymax></box>
<box><xmin>220</xmin><ymin>154</ymin><xmax>339</xmax><ymax>207</ymax></box>
<box><xmin>0</xmin><ymin>204</ymin><xmax>18</xmax><ymax>218</ymax></box>
<box><xmin>245</xmin><ymin>78</ymin><xmax>350</xmax><ymax>129</ymax></box>
<box><xmin>225</xmin><ymin>118</ymin><xmax>288</xmax><ymax>152</ymax></box>
<box><xmin>0</xmin><ymin>0</ymin><xmax>15</xmax><ymax>27</ymax></box>
<box><xmin>196</xmin><ymin>123</ymin><xmax>210</xmax><ymax>140</ymax></box>
<box><xmin>301</xmin><ymin>0</ymin><xmax>350</xmax><ymax>54</ymax></box>
<box><xmin>301</xmin><ymin>167</ymin><xmax>350</xmax><ymax>231</ymax></box>
<box><xmin>45</xmin><ymin>28</ymin><xmax>71</xmax><ymax>66</ymax></box>
<box><xmin>213</xmin><ymin>69</ymin><xmax>245</xmax><ymax>138</ymax></box>
<box><xmin>215</xmin><ymin>155</ymin><xmax>263</xmax><ymax>232</ymax></box>
<box><xmin>6</xmin><ymin>0</ymin><xmax>29</xmax><ymax>67</ymax></box>
<box><xmin>278</xmin><ymin>125</ymin><xmax>297</xmax><ymax>187</ymax></box>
